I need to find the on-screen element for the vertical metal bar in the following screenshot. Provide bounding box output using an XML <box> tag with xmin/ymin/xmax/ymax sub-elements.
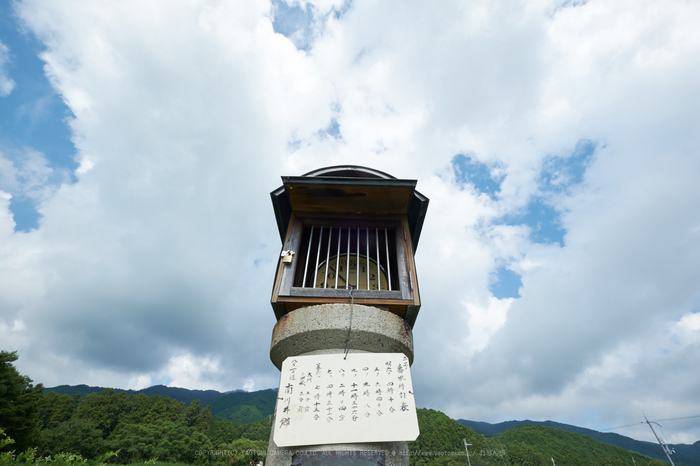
<box><xmin>324</xmin><ymin>226</ymin><xmax>332</xmax><ymax>289</ymax></box>
<box><xmin>335</xmin><ymin>226</ymin><xmax>342</xmax><ymax>289</ymax></box>
<box><xmin>302</xmin><ymin>226</ymin><xmax>313</xmax><ymax>288</ymax></box>
<box><xmin>375</xmin><ymin>228</ymin><xmax>381</xmax><ymax>291</ymax></box>
<box><xmin>346</xmin><ymin>227</ymin><xmax>351</xmax><ymax>289</ymax></box>
<box><xmin>385</xmin><ymin>228</ymin><xmax>392</xmax><ymax>291</ymax></box>
<box><xmin>356</xmin><ymin>227</ymin><xmax>360</xmax><ymax>289</ymax></box>
<box><xmin>365</xmin><ymin>227</ymin><xmax>370</xmax><ymax>290</ymax></box>
<box><xmin>314</xmin><ymin>226</ymin><xmax>323</xmax><ymax>288</ymax></box>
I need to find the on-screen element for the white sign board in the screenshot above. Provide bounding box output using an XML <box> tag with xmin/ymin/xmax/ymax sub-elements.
<box><xmin>273</xmin><ymin>353</ymin><xmax>420</xmax><ymax>447</ymax></box>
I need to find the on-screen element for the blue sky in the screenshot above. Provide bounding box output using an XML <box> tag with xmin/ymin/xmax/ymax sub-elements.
<box><xmin>451</xmin><ymin>139</ymin><xmax>596</xmax><ymax>298</ymax></box>
<box><xmin>0</xmin><ymin>2</ymin><xmax>76</xmax><ymax>231</ymax></box>
<box><xmin>2</xmin><ymin>0</ymin><xmax>700</xmax><ymax>445</ymax></box>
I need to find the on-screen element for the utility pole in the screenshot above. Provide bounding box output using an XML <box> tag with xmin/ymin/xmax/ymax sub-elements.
<box><xmin>463</xmin><ymin>439</ymin><xmax>472</xmax><ymax>466</ymax></box>
<box><xmin>643</xmin><ymin>412</ymin><xmax>675</xmax><ymax>466</ymax></box>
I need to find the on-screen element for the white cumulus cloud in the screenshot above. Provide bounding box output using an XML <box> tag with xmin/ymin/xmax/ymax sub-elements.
<box><xmin>1</xmin><ymin>0</ymin><xmax>699</xmax><ymax>442</ymax></box>
<box><xmin>0</xmin><ymin>41</ymin><xmax>16</xmax><ymax>96</ymax></box>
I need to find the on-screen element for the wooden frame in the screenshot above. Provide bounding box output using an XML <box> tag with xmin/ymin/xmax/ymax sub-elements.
<box><xmin>271</xmin><ymin>214</ymin><xmax>421</xmax><ymax>326</ymax></box>
<box><xmin>269</xmin><ymin>166</ymin><xmax>427</xmax><ymax>328</ymax></box>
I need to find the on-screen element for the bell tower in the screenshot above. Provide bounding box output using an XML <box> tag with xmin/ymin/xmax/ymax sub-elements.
<box><xmin>266</xmin><ymin>166</ymin><xmax>428</xmax><ymax>466</ymax></box>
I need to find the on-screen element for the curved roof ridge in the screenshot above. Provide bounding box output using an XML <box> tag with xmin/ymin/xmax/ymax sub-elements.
<box><xmin>301</xmin><ymin>165</ymin><xmax>395</xmax><ymax>179</ymax></box>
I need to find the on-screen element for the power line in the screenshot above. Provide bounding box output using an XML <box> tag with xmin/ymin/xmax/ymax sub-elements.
<box><xmin>602</xmin><ymin>422</ymin><xmax>643</xmax><ymax>432</ymax></box>
<box><xmin>602</xmin><ymin>414</ymin><xmax>700</xmax><ymax>432</ymax></box>
<box><xmin>653</xmin><ymin>415</ymin><xmax>700</xmax><ymax>423</ymax></box>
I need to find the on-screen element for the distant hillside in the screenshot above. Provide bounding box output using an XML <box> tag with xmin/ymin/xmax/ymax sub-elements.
<box><xmin>209</xmin><ymin>389</ymin><xmax>277</xmax><ymax>424</ymax></box>
<box><xmin>45</xmin><ymin>384</ymin><xmax>227</xmax><ymax>407</ymax></box>
<box><xmin>460</xmin><ymin>418</ymin><xmax>700</xmax><ymax>466</ymax></box>
<box><xmin>46</xmin><ymin>384</ymin><xmax>113</xmax><ymax>398</ymax></box>
<box><xmin>44</xmin><ymin>385</ymin><xmax>698</xmax><ymax>465</ymax></box>
<box><xmin>495</xmin><ymin>424</ymin><xmax>667</xmax><ymax>466</ymax></box>
<box><xmin>413</xmin><ymin>410</ymin><xmax>666</xmax><ymax>466</ymax></box>
<box><xmin>45</xmin><ymin>384</ymin><xmax>276</xmax><ymax>424</ymax></box>
<box><xmin>410</xmin><ymin>408</ymin><xmax>497</xmax><ymax>464</ymax></box>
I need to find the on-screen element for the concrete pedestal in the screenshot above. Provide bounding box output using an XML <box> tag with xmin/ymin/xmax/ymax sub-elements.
<box><xmin>265</xmin><ymin>304</ymin><xmax>414</xmax><ymax>466</ymax></box>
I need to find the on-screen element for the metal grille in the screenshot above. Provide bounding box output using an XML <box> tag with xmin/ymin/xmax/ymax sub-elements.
<box><xmin>298</xmin><ymin>225</ymin><xmax>395</xmax><ymax>291</ymax></box>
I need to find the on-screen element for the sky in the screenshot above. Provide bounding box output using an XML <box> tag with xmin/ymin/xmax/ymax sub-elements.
<box><xmin>1</xmin><ymin>0</ymin><xmax>699</xmax><ymax>446</ymax></box>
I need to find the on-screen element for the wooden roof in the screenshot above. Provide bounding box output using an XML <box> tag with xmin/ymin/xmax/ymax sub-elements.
<box><xmin>271</xmin><ymin>165</ymin><xmax>429</xmax><ymax>252</ymax></box>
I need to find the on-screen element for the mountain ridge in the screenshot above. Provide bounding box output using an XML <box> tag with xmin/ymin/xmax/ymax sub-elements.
<box><xmin>44</xmin><ymin>384</ymin><xmax>277</xmax><ymax>424</ymax></box>
<box><xmin>459</xmin><ymin>418</ymin><xmax>700</xmax><ymax>466</ymax></box>
<box><xmin>45</xmin><ymin>384</ymin><xmax>228</xmax><ymax>407</ymax></box>
<box><xmin>45</xmin><ymin>385</ymin><xmax>699</xmax><ymax>464</ymax></box>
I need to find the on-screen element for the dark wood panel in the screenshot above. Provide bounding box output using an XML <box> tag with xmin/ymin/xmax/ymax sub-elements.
<box><xmin>284</xmin><ymin>179</ymin><xmax>416</xmax><ymax>215</ymax></box>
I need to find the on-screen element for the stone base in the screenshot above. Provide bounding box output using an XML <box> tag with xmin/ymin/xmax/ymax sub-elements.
<box><xmin>265</xmin><ymin>434</ymin><xmax>409</xmax><ymax>466</ymax></box>
<box><xmin>269</xmin><ymin>303</ymin><xmax>414</xmax><ymax>370</ymax></box>
<box><xmin>266</xmin><ymin>304</ymin><xmax>414</xmax><ymax>466</ymax></box>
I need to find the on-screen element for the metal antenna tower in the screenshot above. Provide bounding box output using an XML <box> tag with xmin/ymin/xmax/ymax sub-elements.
<box><xmin>643</xmin><ymin>411</ymin><xmax>676</xmax><ymax>466</ymax></box>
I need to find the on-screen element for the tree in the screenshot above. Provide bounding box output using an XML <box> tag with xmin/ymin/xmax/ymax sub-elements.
<box><xmin>2</xmin><ymin>427</ymin><xmax>117</xmax><ymax>466</ymax></box>
<box><xmin>106</xmin><ymin>421</ymin><xmax>214</xmax><ymax>464</ymax></box>
<box><xmin>507</xmin><ymin>441</ymin><xmax>548</xmax><ymax>466</ymax></box>
<box><xmin>72</xmin><ymin>389</ymin><xmax>127</xmax><ymax>438</ymax></box>
<box><xmin>120</xmin><ymin>393</ymin><xmax>184</xmax><ymax>426</ymax></box>
<box><xmin>39</xmin><ymin>392</ymin><xmax>80</xmax><ymax>429</ymax></box>
<box><xmin>0</xmin><ymin>351</ymin><xmax>43</xmax><ymax>452</ymax></box>
<box><xmin>236</xmin><ymin>416</ymin><xmax>271</xmax><ymax>441</ymax></box>
<box><xmin>40</xmin><ymin>418</ymin><xmax>105</xmax><ymax>459</ymax></box>
<box><xmin>408</xmin><ymin>409</ymin><xmax>495</xmax><ymax>466</ymax></box>
<box><xmin>225</xmin><ymin>438</ymin><xmax>268</xmax><ymax>466</ymax></box>
<box><xmin>183</xmin><ymin>399</ymin><xmax>213</xmax><ymax>434</ymax></box>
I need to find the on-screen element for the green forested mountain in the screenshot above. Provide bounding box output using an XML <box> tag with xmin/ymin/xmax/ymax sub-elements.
<box><xmin>496</xmin><ymin>425</ymin><xmax>668</xmax><ymax>466</ymax></box>
<box><xmin>209</xmin><ymin>389</ymin><xmax>277</xmax><ymax>424</ymax></box>
<box><xmin>34</xmin><ymin>389</ymin><xmax>271</xmax><ymax>464</ymax></box>
<box><xmin>45</xmin><ymin>384</ymin><xmax>277</xmax><ymax>424</ymax></box>
<box><xmin>460</xmin><ymin>419</ymin><xmax>700</xmax><ymax>466</ymax></box>
<box><xmin>409</xmin><ymin>409</ymin><xmax>508</xmax><ymax>466</ymax></box>
<box><xmin>45</xmin><ymin>384</ymin><xmax>227</xmax><ymax>409</ymax></box>
<box><xmin>411</xmin><ymin>410</ymin><xmax>668</xmax><ymax>466</ymax></box>
<box><xmin>2</xmin><ymin>352</ymin><xmax>697</xmax><ymax>465</ymax></box>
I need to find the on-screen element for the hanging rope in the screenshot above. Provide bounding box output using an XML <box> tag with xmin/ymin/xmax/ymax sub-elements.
<box><xmin>344</xmin><ymin>286</ymin><xmax>354</xmax><ymax>359</ymax></box>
